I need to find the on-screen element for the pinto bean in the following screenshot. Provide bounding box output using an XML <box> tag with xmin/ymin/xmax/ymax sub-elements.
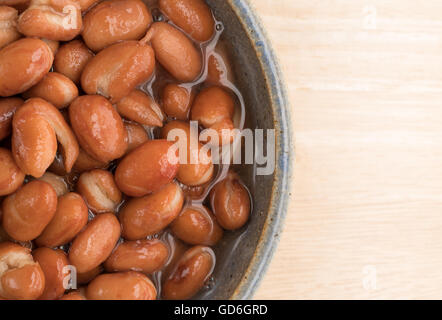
<box><xmin>69</xmin><ymin>213</ymin><xmax>120</xmax><ymax>273</ymax></box>
<box><xmin>170</xmin><ymin>205</ymin><xmax>223</xmax><ymax>246</ymax></box>
<box><xmin>0</xmin><ymin>38</ymin><xmax>53</xmax><ymax>97</ymax></box>
<box><xmin>2</xmin><ymin>180</ymin><xmax>57</xmax><ymax>241</ymax></box>
<box><xmin>36</xmin><ymin>192</ymin><xmax>88</xmax><ymax>247</ymax></box>
<box><xmin>116</xmin><ymin>90</ymin><xmax>164</xmax><ymax>127</ymax></box>
<box><xmin>0</xmin><ymin>6</ymin><xmax>21</xmax><ymax>49</ymax></box>
<box><xmin>73</xmin><ymin>148</ymin><xmax>109</xmax><ymax>173</ymax></box>
<box><xmin>104</xmin><ymin>239</ymin><xmax>169</xmax><ymax>274</ymax></box>
<box><xmin>86</xmin><ymin>271</ymin><xmax>156</xmax><ymax>300</ymax></box>
<box><xmin>32</xmin><ymin>247</ymin><xmax>69</xmax><ymax>300</ymax></box>
<box><xmin>115</xmin><ymin>139</ymin><xmax>180</xmax><ymax>197</ymax></box>
<box><xmin>54</xmin><ymin>40</ymin><xmax>94</xmax><ymax>84</ymax></box>
<box><xmin>210</xmin><ymin>171</ymin><xmax>250</xmax><ymax>230</ymax></box>
<box><xmin>12</xmin><ymin>98</ymin><xmax>79</xmax><ymax>177</ymax></box>
<box><xmin>82</xmin><ymin>0</ymin><xmax>152</xmax><ymax>52</ymax></box>
<box><xmin>69</xmin><ymin>95</ymin><xmax>128</xmax><ymax>163</ymax></box>
<box><xmin>0</xmin><ymin>242</ymin><xmax>45</xmax><ymax>300</ymax></box>
<box><xmin>161</xmin><ymin>84</ymin><xmax>194</xmax><ymax>121</ymax></box>
<box><xmin>119</xmin><ymin>182</ymin><xmax>184</xmax><ymax>240</ymax></box>
<box><xmin>125</xmin><ymin>122</ymin><xmax>150</xmax><ymax>154</ymax></box>
<box><xmin>159</xmin><ymin>0</ymin><xmax>215</xmax><ymax>42</ymax></box>
<box><xmin>142</xmin><ymin>22</ymin><xmax>202</xmax><ymax>82</ymax></box>
<box><xmin>81</xmin><ymin>40</ymin><xmax>155</xmax><ymax>103</ymax></box>
<box><xmin>76</xmin><ymin>169</ymin><xmax>122</xmax><ymax>214</ymax></box>
<box><xmin>23</xmin><ymin>72</ymin><xmax>79</xmax><ymax>109</ymax></box>
<box><xmin>162</xmin><ymin>245</ymin><xmax>215</xmax><ymax>300</ymax></box>
<box><xmin>0</xmin><ymin>97</ymin><xmax>22</xmax><ymax>140</ymax></box>
<box><xmin>161</xmin><ymin>120</ymin><xmax>214</xmax><ymax>186</ymax></box>
<box><xmin>0</xmin><ymin>148</ymin><xmax>24</xmax><ymax>196</ymax></box>
<box><xmin>36</xmin><ymin>172</ymin><xmax>68</xmax><ymax>197</ymax></box>
<box><xmin>17</xmin><ymin>0</ymin><xmax>82</xmax><ymax>41</ymax></box>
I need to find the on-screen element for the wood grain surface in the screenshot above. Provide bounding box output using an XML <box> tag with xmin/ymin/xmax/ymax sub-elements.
<box><xmin>252</xmin><ymin>0</ymin><xmax>442</xmax><ymax>299</ymax></box>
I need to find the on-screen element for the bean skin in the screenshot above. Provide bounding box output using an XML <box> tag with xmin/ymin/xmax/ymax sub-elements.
<box><xmin>82</xmin><ymin>0</ymin><xmax>152</xmax><ymax>52</ymax></box>
<box><xmin>36</xmin><ymin>192</ymin><xmax>88</xmax><ymax>248</ymax></box>
<box><xmin>0</xmin><ymin>147</ymin><xmax>25</xmax><ymax>196</ymax></box>
<box><xmin>142</xmin><ymin>22</ymin><xmax>202</xmax><ymax>82</ymax></box>
<box><xmin>162</xmin><ymin>245</ymin><xmax>215</xmax><ymax>300</ymax></box>
<box><xmin>115</xmin><ymin>139</ymin><xmax>180</xmax><ymax>197</ymax></box>
<box><xmin>104</xmin><ymin>239</ymin><xmax>169</xmax><ymax>274</ymax></box>
<box><xmin>119</xmin><ymin>182</ymin><xmax>184</xmax><ymax>240</ymax></box>
<box><xmin>69</xmin><ymin>213</ymin><xmax>121</xmax><ymax>274</ymax></box>
<box><xmin>81</xmin><ymin>40</ymin><xmax>155</xmax><ymax>103</ymax></box>
<box><xmin>2</xmin><ymin>180</ymin><xmax>58</xmax><ymax>241</ymax></box>
<box><xmin>159</xmin><ymin>0</ymin><xmax>215</xmax><ymax>42</ymax></box>
<box><xmin>69</xmin><ymin>95</ymin><xmax>128</xmax><ymax>163</ymax></box>
<box><xmin>0</xmin><ymin>38</ymin><xmax>53</xmax><ymax>97</ymax></box>
<box><xmin>0</xmin><ymin>97</ymin><xmax>23</xmax><ymax>140</ymax></box>
<box><xmin>210</xmin><ymin>171</ymin><xmax>251</xmax><ymax>230</ymax></box>
<box><xmin>54</xmin><ymin>40</ymin><xmax>94</xmax><ymax>84</ymax></box>
<box><xmin>86</xmin><ymin>271</ymin><xmax>157</xmax><ymax>300</ymax></box>
<box><xmin>170</xmin><ymin>205</ymin><xmax>223</xmax><ymax>246</ymax></box>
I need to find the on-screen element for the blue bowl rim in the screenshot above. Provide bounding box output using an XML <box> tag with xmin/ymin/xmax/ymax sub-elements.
<box><xmin>226</xmin><ymin>0</ymin><xmax>294</xmax><ymax>300</ymax></box>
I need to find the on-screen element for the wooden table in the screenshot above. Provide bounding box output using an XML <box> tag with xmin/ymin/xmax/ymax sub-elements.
<box><xmin>253</xmin><ymin>0</ymin><xmax>442</xmax><ymax>299</ymax></box>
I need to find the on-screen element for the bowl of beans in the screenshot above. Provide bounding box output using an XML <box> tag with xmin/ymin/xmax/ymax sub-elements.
<box><xmin>0</xmin><ymin>0</ymin><xmax>292</xmax><ymax>300</ymax></box>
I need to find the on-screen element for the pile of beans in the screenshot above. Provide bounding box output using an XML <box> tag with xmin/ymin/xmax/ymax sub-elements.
<box><xmin>0</xmin><ymin>0</ymin><xmax>252</xmax><ymax>300</ymax></box>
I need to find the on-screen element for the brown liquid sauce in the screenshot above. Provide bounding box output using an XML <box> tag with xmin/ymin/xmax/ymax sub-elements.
<box><xmin>1</xmin><ymin>0</ymin><xmax>255</xmax><ymax>299</ymax></box>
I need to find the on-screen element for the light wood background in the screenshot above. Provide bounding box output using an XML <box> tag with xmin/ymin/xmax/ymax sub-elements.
<box><xmin>253</xmin><ymin>0</ymin><xmax>442</xmax><ymax>299</ymax></box>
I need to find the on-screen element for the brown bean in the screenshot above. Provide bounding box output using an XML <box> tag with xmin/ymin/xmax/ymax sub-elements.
<box><xmin>159</xmin><ymin>0</ymin><xmax>215</xmax><ymax>42</ymax></box>
<box><xmin>0</xmin><ymin>6</ymin><xmax>21</xmax><ymax>49</ymax></box>
<box><xmin>77</xmin><ymin>169</ymin><xmax>122</xmax><ymax>214</ymax></box>
<box><xmin>36</xmin><ymin>192</ymin><xmax>88</xmax><ymax>247</ymax></box>
<box><xmin>12</xmin><ymin>98</ymin><xmax>79</xmax><ymax>177</ymax></box>
<box><xmin>32</xmin><ymin>247</ymin><xmax>69</xmax><ymax>300</ymax></box>
<box><xmin>0</xmin><ymin>97</ymin><xmax>22</xmax><ymax>140</ymax></box>
<box><xmin>23</xmin><ymin>72</ymin><xmax>79</xmax><ymax>109</ymax></box>
<box><xmin>2</xmin><ymin>180</ymin><xmax>57</xmax><ymax>241</ymax></box>
<box><xmin>120</xmin><ymin>182</ymin><xmax>184</xmax><ymax>240</ymax></box>
<box><xmin>0</xmin><ymin>242</ymin><xmax>45</xmax><ymax>300</ymax></box>
<box><xmin>73</xmin><ymin>148</ymin><xmax>109</xmax><ymax>173</ymax></box>
<box><xmin>81</xmin><ymin>40</ymin><xmax>155</xmax><ymax>103</ymax></box>
<box><xmin>125</xmin><ymin>122</ymin><xmax>149</xmax><ymax>154</ymax></box>
<box><xmin>162</xmin><ymin>245</ymin><xmax>215</xmax><ymax>300</ymax></box>
<box><xmin>59</xmin><ymin>289</ymin><xmax>86</xmax><ymax>300</ymax></box>
<box><xmin>210</xmin><ymin>171</ymin><xmax>250</xmax><ymax>230</ymax></box>
<box><xmin>77</xmin><ymin>265</ymin><xmax>102</xmax><ymax>285</ymax></box>
<box><xmin>54</xmin><ymin>40</ymin><xmax>94</xmax><ymax>84</ymax></box>
<box><xmin>36</xmin><ymin>172</ymin><xmax>68</xmax><ymax>197</ymax></box>
<box><xmin>104</xmin><ymin>239</ymin><xmax>169</xmax><ymax>274</ymax></box>
<box><xmin>78</xmin><ymin>0</ymin><xmax>99</xmax><ymax>11</ymax></box>
<box><xmin>0</xmin><ymin>148</ymin><xmax>24</xmax><ymax>196</ymax></box>
<box><xmin>69</xmin><ymin>95</ymin><xmax>128</xmax><ymax>163</ymax></box>
<box><xmin>86</xmin><ymin>271</ymin><xmax>156</xmax><ymax>300</ymax></box>
<box><xmin>18</xmin><ymin>0</ymin><xmax>82</xmax><ymax>41</ymax></box>
<box><xmin>161</xmin><ymin>120</ymin><xmax>214</xmax><ymax>186</ymax></box>
<box><xmin>116</xmin><ymin>90</ymin><xmax>164</xmax><ymax>127</ymax></box>
<box><xmin>171</xmin><ymin>205</ymin><xmax>223</xmax><ymax>246</ymax></box>
<box><xmin>115</xmin><ymin>139</ymin><xmax>180</xmax><ymax>197</ymax></box>
<box><xmin>69</xmin><ymin>213</ymin><xmax>120</xmax><ymax>273</ymax></box>
<box><xmin>191</xmin><ymin>86</ymin><xmax>236</xmax><ymax>146</ymax></box>
<box><xmin>0</xmin><ymin>38</ymin><xmax>53</xmax><ymax>97</ymax></box>
<box><xmin>143</xmin><ymin>22</ymin><xmax>202</xmax><ymax>82</ymax></box>
<box><xmin>206</xmin><ymin>44</ymin><xmax>234</xmax><ymax>85</ymax></box>
<box><xmin>41</xmin><ymin>38</ymin><xmax>59</xmax><ymax>55</ymax></box>
<box><xmin>82</xmin><ymin>0</ymin><xmax>152</xmax><ymax>52</ymax></box>
<box><xmin>191</xmin><ymin>86</ymin><xmax>235</xmax><ymax>127</ymax></box>
<box><xmin>162</xmin><ymin>84</ymin><xmax>194</xmax><ymax>120</ymax></box>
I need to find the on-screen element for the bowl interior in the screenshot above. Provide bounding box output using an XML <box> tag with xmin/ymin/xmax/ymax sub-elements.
<box><xmin>194</xmin><ymin>0</ymin><xmax>276</xmax><ymax>300</ymax></box>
